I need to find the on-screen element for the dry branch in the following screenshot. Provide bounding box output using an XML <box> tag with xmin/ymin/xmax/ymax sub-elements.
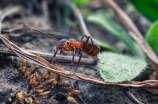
<box><xmin>1</xmin><ymin>32</ymin><xmax>158</xmax><ymax>89</ymax></box>
<box><xmin>0</xmin><ymin>44</ymin><xmax>96</xmax><ymax>66</ymax></box>
<box><xmin>123</xmin><ymin>89</ymin><xmax>144</xmax><ymax>104</ymax></box>
<box><xmin>0</xmin><ymin>6</ymin><xmax>21</xmax><ymax>35</ymax></box>
<box><xmin>64</xmin><ymin>2</ymin><xmax>91</xmax><ymax>36</ymax></box>
<box><xmin>42</xmin><ymin>0</ymin><xmax>49</xmax><ymax>20</ymax></box>
<box><xmin>103</xmin><ymin>0</ymin><xmax>158</xmax><ymax>75</ymax></box>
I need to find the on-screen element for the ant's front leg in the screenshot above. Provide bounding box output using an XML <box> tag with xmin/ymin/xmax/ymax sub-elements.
<box><xmin>51</xmin><ymin>48</ymin><xmax>64</xmax><ymax>64</ymax></box>
<box><xmin>60</xmin><ymin>48</ymin><xmax>64</xmax><ymax>54</ymax></box>
<box><xmin>51</xmin><ymin>48</ymin><xmax>58</xmax><ymax>64</ymax></box>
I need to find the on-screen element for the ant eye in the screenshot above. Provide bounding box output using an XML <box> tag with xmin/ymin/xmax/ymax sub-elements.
<box><xmin>67</xmin><ymin>41</ymin><xmax>70</xmax><ymax>44</ymax></box>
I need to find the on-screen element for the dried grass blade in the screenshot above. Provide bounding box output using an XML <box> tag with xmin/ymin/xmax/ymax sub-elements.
<box><xmin>0</xmin><ymin>35</ymin><xmax>158</xmax><ymax>89</ymax></box>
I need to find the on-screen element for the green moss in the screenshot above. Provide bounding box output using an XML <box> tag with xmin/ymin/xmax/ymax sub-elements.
<box><xmin>99</xmin><ymin>52</ymin><xmax>146</xmax><ymax>83</ymax></box>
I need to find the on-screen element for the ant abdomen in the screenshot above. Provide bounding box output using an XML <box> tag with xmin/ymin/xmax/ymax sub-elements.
<box><xmin>82</xmin><ymin>39</ymin><xmax>100</xmax><ymax>56</ymax></box>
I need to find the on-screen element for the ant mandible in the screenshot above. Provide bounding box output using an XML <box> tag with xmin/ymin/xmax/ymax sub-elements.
<box><xmin>32</xmin><ymin>29</ymin><xmax>100</xmax><ymax>74</ymax></box>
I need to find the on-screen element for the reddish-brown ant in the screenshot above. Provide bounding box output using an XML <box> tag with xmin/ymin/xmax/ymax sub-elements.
<box><xmin>32</xmin><ymin>29</ymin><xmax>100</xmax><ymax>74</ymax></box>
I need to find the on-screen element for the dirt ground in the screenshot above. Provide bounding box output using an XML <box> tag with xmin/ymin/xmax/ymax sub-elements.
<box><xmin>0</xmin><ymin>0</ymin><xmax>158</xmax><ymax>104</ymax></box>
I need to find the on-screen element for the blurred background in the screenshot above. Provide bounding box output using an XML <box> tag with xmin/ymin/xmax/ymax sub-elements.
<box><xmin>0</xmin><ymin>0</ymin><xmax>158</xmax><ymax>104</ymax></box>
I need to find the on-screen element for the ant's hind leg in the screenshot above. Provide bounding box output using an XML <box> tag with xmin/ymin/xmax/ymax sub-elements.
<box><xmin>87</xmin><ymin>36</ymin><xmax>95</xmax><ymax>49</ymax></box>
<box><xmin>81</xmin><ymin>34</ymin><xmax>95</xmax><ymax>50</ymax></box>
<box><xmin>96</xmin><ymin>56</ymin><xmax>104</xmax><ymax>64</ymax></box>
<box><xmin>81</xmin><ymin>34</ymin><xmax>88</xmax><ymax>41</ymax></box>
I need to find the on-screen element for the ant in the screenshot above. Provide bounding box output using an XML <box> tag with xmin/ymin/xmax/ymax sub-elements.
<box><xmin>32</xmin><ymin>29</ymin><xmax>100</xmax><ymax>74</ymax></box>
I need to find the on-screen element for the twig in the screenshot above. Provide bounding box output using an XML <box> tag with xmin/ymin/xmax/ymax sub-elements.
<box><xmin>123</xmin><ymin>89</ymin><xmax>144</xmax><ymax>104</ymax></box>
<box><xmin>103</xmin><ymin>0</ymin><xmax>158</xmax><ymax>75</ymax></box>
<box><xmin>0</xmin><ymin>6</ymin><xmax>21</xmax><ymax>35</ymax></box>
<box><xmin>31</xmin><ymin>0</ymin><xmax>42</xmax><ymax>13</ymax></box>
<box><xmin>42</xmin><ymin>0</ymin><xmax>49</xmax><ymax>19</ymax></box>
<box><xmin>64</xmin><ymin>2</ymin><xmax>91</xmax><ymax>36</ymax></box>
<box><xmin>0</xmin><ymin>44</ymin><xmax>97</xmax><ymax>66</ymax></box>
<box><xmin>41</xmin><ymin>0</ymin><xmax>52</xmax><ymax>29</ymax></box>
<box><xmin>1</xmin><ymin>35</ymin><xmax>158</xmax><ymax>89</ymax></box>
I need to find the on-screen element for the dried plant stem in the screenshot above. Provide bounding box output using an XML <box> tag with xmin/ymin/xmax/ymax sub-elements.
<box><xmin>0</xmin><ymin>6</ymin><xmax>20</xmax><ymax>35</ymax></box>
<box><xmin>103</xmin><ymin>0</ymin><xmax>158</xmax><ymax>75</ymax></box>
<box><xmin>42</xmin><ymin>0</ymin><xmax>49</xmax><ymax>20</ymax></box>
<box><xmin>123</xmin><ymin>89</ymin><xmax>144</xmax><ymax>104</ymax></box>
<box><xmin>64</xmin><ymin>2</ymin><xmax>91</xmax><ymax>36</ymax></box>
<box><xmin>2</xmin><ymin>34</ymin><xmax>158</xmax><ymax>89</ymax></box>
<box><xmin>0</xmin><ymin>45</ymin><xmax>96</xmax><ymax>66</ymax></box>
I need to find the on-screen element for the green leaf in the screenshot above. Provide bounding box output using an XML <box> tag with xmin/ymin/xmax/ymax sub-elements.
<box><xmin>74</xmin><ymin>0</ymin><xmax>90</xmax><ymax>6</ymax></box>
<box><xmin>99</xmin><ymin>52</ymin><xmax>146</xmax><ymax>82</ymax></box>
<box><xmin>87</xmin><ymin>14</ymin><xmax>145</xmax><ymax>58</ymax></box>
<box><xmin>146</xmin><ymin>21</ymin><xmax>158</xmax><ymax>53</ymax></box>
<box><xmin>130</xmin><ymin>0</ymin><xmax>158</xmax><ymax>22</ymax></box>
<box><xmin>93</xmin><ymin>38</ymin><xmax>117</xmax><ymax>52</ymax></box>
<box><xmin>69</xmin><ymin>0</ymin><xmax>90</xmax><ymax>6</ymax></box>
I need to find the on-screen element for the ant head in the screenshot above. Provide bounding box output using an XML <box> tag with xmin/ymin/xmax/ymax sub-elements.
<box><xmin>57</xmin><ymin>39</ymin><xmax>72</xmax><ymax>51</ymax></box>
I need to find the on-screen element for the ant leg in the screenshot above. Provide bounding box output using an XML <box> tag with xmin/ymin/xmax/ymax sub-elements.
<box><xmin>70</xmin><ymin>50</ymin><xmax>76</xmax><ymax>74</ymax></box>
<box><xmin>84</xmin><ymin>36</ymin><xmax>90</xmax><ymax>48</ymax></box>
<box><xmin>81</xmin><ymin>34</ymin><xmax>88</xmax><ymax>41</ymax></box>
<box><xmin>74</xmin><ymin>51</ymin><xmax>82</xmax><ymax>74</ymax></box>
<box><xmin>81</xmin><ymin>34</ymin><xmax>95</xmax><ymax>50</ymax></box>
<box><xmin>60</xmin><ymin>49</ymin><xmax>64</xmax><ymax>54</ymax></box>
<box><xmin>88</xmin><ymin>36</ymin><xmax>95</xmax><ymax>49</ymax></box>
<box><xmin>51</xmin><ymin>49</ymin><xmax>58</xmax><ymax>64</ymax></box>
<box><xmin>84</xmin><ymin>36</ymin><xmax>95</xmax><ymax>50</ymax></box>
<box><xmin>96</xmin><ymin>56</ymin><xmax>104</xmax><ymax>64</ymax></box>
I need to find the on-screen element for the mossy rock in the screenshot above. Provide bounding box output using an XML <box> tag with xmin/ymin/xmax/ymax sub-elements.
<box><xmin>98</xmin><ymin>52</ymin><xmax>146</xmax><ymax>83</ymax></box>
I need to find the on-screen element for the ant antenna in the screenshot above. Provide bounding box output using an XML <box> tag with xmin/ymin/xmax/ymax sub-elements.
<box><xmin>32</xmin><ymin>29</ymin><xmax>59</xmax><ymax>43</ymax></box>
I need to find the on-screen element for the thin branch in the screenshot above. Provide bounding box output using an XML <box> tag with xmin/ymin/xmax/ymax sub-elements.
<box><xmin>0</xmin><ymin>6</ymin><xmax>20</xmax><ymax>35</ymax></box>
<box><xmin>123</xmin><ymin>89</ymin><xmax>144</xmax><ymax>104</ymax></box>
<box><xmin>1</xmin><ymin>33</ymin><xmax>158</xmax><ymax>89</ymax></box>
<box><xmin>103</xmin><ymin>0</ymin><xmax>158</xmax><ymax>75</ymax></box>
<box><xmin>0</xmin><ymin>44</ymin><xmax>97</xmax><ymax>66</ymax></box>
<box><xmin>64</xmin><ymin>2</ymin><xmax>91</xmax><ymax>36</ymax></box>
<box><xmin>42</xmin><ymin>0</ymin><xmax>49</xmax><ymax>19</ymax></box>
